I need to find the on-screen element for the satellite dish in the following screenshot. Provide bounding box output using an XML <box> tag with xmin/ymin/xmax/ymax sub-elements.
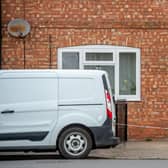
<box><xmin>7</xmin><ymin>19</ymin><xmax>31</xmax><ymax>38</ymax></box>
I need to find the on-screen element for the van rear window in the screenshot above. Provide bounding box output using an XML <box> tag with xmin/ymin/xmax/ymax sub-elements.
<box><xmin>102</xmin><ymin>74</ymin><xmax>109</xmax><ymax>92</ymax></box>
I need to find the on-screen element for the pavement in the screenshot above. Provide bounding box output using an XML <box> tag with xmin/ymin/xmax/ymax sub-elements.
<box><xmin>90</xmin><ymin>140</ymin><xmax>168</xmax><ymax>159</ymax></box>
<box><xmin>0</xmin><ymin>140</ymin><xmax>167</xmax><ymax>160</ymax></box>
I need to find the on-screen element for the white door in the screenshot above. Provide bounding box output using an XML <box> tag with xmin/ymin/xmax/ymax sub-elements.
<box><xmin>0</xmin><ymin>77</ymin><xmax>58</xmax><ymax>147</ymax></box>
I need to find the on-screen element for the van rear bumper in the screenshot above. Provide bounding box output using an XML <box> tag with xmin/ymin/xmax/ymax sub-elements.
<box><xmin>90</xmin><ymin>125</ymin><xmax>120</xmax><ymax>148</ymax></box>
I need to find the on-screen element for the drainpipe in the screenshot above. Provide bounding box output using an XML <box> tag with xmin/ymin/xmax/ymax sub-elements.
<box><xmin>0</xmin><ymin>1</ymin><xmax>2</xmax><ymax>69</ymax></box>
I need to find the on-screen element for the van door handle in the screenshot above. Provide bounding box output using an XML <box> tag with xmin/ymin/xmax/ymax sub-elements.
<box><xmin>1</xmin><ymin>110</ymin><xmax>15</xmax><ymax>114</ymax></box>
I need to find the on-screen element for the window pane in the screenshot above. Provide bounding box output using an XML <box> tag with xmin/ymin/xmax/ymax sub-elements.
<box><xmin>119</xmin><ymin>53</ymin><xmax>136</xmax><ymax>95</ymax></box>
<box><xmin>62</xmin><ymin>52</ymin><xmax>79</xmax><ymax>69</ymax></box>
<box><xmin>86</xmin><ymin>53</ymin><xmax>113</xmax><ymax>61</ymax></box>
<box><xmin>84</xmin><ymin>65</ymin><xmax>115</xmax><ymax>94</ymax></box>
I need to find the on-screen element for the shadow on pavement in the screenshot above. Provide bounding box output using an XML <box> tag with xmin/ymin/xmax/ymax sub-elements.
<box><xmin>0</xmin><ymin>154</ymin><xmax>109</xmax><ymax>161</ymax></box>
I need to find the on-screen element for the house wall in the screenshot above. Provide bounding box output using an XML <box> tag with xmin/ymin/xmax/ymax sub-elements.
<box><xmin>1</xmin><ymin>0</ymin><xmax>168</xmax><ymax>140</ymax></box>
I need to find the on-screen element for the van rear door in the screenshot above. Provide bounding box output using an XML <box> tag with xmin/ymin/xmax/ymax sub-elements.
<box><xmin>102</xmin><ymin>73</ymin><xmax>116</xmax><ymax>136</ymax></box>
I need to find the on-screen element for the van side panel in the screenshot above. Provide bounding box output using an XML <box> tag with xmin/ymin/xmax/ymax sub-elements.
<box><xmin>0</xmin><ymin>77</ymin><xmax>58</xmax><ymax>148</ymax></box>
<box><xmin>50</xmin><ymin>75</ymin><xmax>107</xmax><ymax>146</ymax></box>
<box><xmin>58</xmin><ymin>77</ymin><xmax>104</xmax><ymax>105</ymax></box>
<box><xmin>58</xmin><ymin>76</ymin><xmax>106</xmax><ymax>125</ymax></box>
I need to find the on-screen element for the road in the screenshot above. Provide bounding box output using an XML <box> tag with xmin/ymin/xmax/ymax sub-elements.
<box><xmin>0</xmin><ymin>153</ymin><xmax>168</xmax><ymax>168</ymax></box>
<box><xmin>0</xmin><ymin>159</ymin><xmax>168</xmax><ymax>168</ymax></box>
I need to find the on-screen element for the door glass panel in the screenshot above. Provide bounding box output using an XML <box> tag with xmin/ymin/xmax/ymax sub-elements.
<box><xmin>86</xmin><ymin>53</ymin><xmax>113</xmax><ymax>61</ymax></box>
<box><xmin>119</xmin><ymin>52</ymin><xmax>136</xmax><ymax>95</ymax></box>
<box><xmin>84</xmin><ymin>65</ymin><xmax>115</xmax><ymax>94</ymax></box>
<box><xmin>62</xmin><ymin>52</ymin><xmax>79</xmax><ymax>69</ymax></box>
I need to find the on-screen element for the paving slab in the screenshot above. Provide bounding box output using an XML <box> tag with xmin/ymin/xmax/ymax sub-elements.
<box><xmin>90</xmin><ymin>140</ymin><xmax>168</xmax><ymax>159</ymax></box>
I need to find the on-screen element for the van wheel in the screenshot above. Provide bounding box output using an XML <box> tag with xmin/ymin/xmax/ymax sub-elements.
<box><xmin>58</xmin><ymin>127</ymin><xmax>92</xmax><ymax>159</ymax></box>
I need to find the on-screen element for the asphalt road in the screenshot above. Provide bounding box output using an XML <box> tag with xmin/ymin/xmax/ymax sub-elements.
<box><xmin>0</xmin><ymin>154</ymin><xmax>168</xmax><ymax>168</ymax></box>
<box><xmin>0</xmin><ymin>159</ymin><xmax>168</xmax><ymax>168</ymax></box>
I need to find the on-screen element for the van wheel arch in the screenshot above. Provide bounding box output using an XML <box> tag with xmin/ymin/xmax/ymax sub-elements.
<box><xmin>56</xmin><ymin>124</ymin><xmax>95</xmax><ymax>149</ymax></box>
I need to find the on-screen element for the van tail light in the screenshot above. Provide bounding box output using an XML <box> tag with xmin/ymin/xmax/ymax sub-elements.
<box><xmin>105</xmin><ymin>90</ymin><xmax>113</xmax><ymax>120</ymax></box>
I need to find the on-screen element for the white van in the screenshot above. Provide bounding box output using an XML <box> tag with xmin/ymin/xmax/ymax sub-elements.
<box><xmin>0</xmin><ymin>70</ymin><xmax>119</xmax><ymax>159</ymax></box>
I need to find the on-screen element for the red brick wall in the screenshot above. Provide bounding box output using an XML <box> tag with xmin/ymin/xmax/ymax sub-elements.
<box><xmin>1</xmin><ymin>0</ymin><xmax>168</xmax><ymax>140</ymax></box>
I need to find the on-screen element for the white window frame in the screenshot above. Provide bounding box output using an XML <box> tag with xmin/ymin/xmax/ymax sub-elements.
<box><xmin>83</xmin><ymin>48</ymin><xmax>115</xmax><ymax>65</ymax></box>
<box><xmin>116</xmin><ymin>49</ymin><xmax>141</xmax><ymax>101</ymax></box>
<box><xmin>58</xmin><ymin>45</ymin><xmax>141</xmax><ymax>101</ymax></box>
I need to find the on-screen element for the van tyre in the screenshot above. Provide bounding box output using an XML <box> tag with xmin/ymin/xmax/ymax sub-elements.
<box><xmin>58</xmin><ymin>127</ymin><xmax>92</xmax><ymax>159</ymax></box>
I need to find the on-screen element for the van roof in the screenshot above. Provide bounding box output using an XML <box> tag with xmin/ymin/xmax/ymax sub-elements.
<box><xmin>0</xmin><ymin>69</ymin><xmax>107</xmax><ymax>78</ymax></box>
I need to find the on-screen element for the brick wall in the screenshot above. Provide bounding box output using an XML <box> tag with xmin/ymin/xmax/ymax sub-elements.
<box><xmin>1</xmin><ymin>0</ymin><xmax>168</xmax><ymax>140</ymax></box>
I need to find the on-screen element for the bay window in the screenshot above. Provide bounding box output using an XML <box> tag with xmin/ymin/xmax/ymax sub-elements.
<box><xmin>58</xmin><ymin>45</ymin><xmax>140</xmax><ymax>101</ymax></box>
